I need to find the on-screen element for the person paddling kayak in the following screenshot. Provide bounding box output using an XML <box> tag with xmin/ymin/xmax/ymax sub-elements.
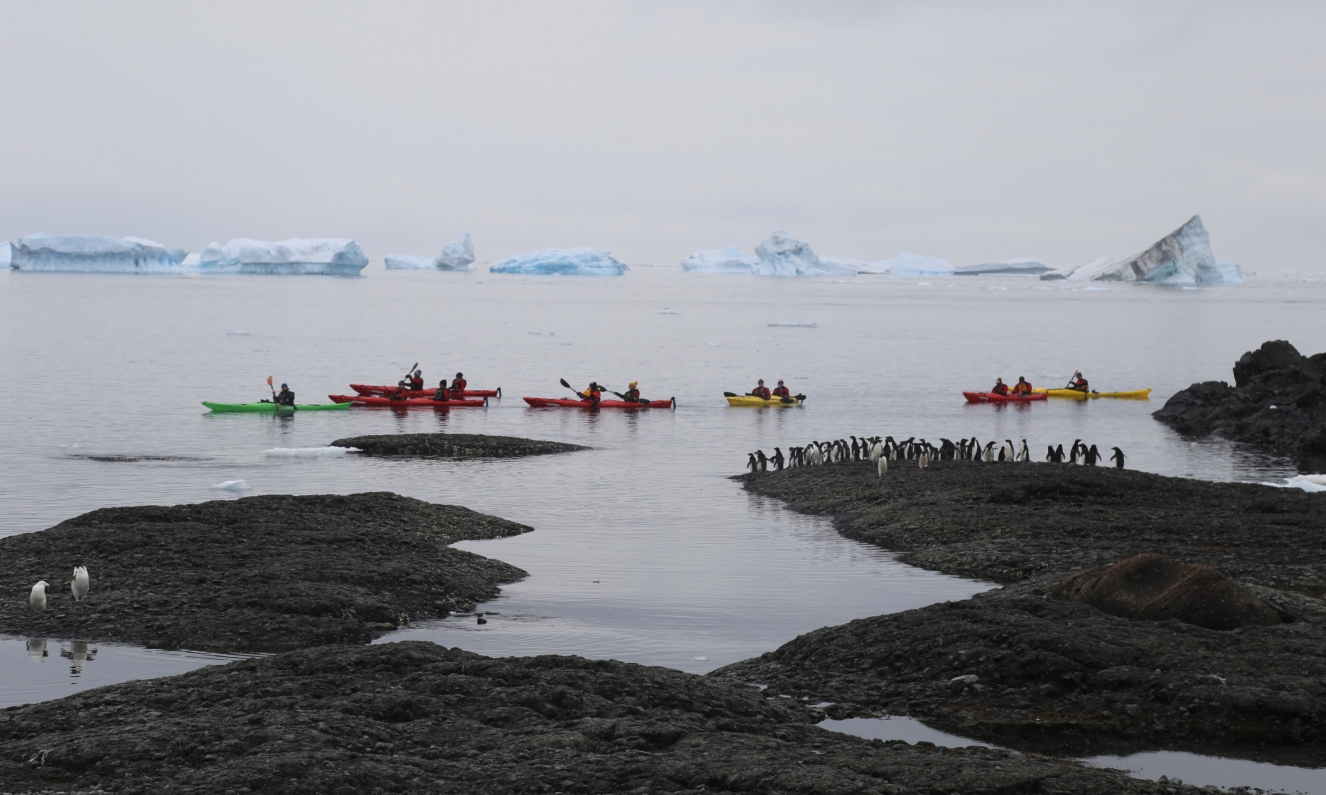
<box><xmin>433</xmin><ymin>380</ymin><xmax>451</xmax><ymax>401</ymax></box>
<box><xmin>1066</xmin><ymin>371</ymin><xmax>1089</xmax><ymax>392</ymax></box>
<box><xmin>276</xmin><ymin>383</ymin><xmax>295</xmax><ymax>406</ymax></box>
<box><xmin>750</xmin><ymin>380</ymin><xmax>772</xmax><ymax>399</ymax></box>
<box><xmin>580</xmin><ymin>382</ymin><xmax>603</xmax><ymax>405</ymax></box>
<box><xmin>622</xmin><ymin>381</ymin><xmax>641</xmax><ymax>402</ymax></box>
<box><xmin>407</xmin><ymin>370</ymin><xmax>424</xmax><ymax>391</ymax></box>
<box><xmin>452</xmin><ymin>372</ymin><xmax>468</xmax><ymax>394</ymax></box>
<box><xmin>1011</xmin><ymin>376</ymin><xmax>1033</xmax><ymax>395</ymax></box>
<box><xmin>991</xmin><ymin>378</ymin><xmax>1010</xmax><ymax>396</ymax></box>
<box><xmin>771</xmin><ymin>380</ymin><xmax>791</xmax><ymax>398</ymax></box>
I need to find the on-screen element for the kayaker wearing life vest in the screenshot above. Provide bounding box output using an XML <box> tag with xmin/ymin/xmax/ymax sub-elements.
<box><xmin>750</xmin><ymin>380</ymin><xmax>772</xmax><ymax>399</ymax></box>
<box><xmin>1011</xmin><ymin>376</ymin><xmax>1033</xmax><ymax>395</ymax></box>
<box><xmin>1066</xmin><ymin>371</ymin><xmax>1089</xmax><ymax>392</ymax></box>
<box><xmin>771</xmin><ymin>380</ymin><xmax>791</xmax><ymax>398</ymax></box>
<box><xmin>622</xmin><ymin>381</ymin><xmax>641</xmax><ymax>402</ymax></box>
<box><xmin>991</xmin><ymin>378</ymin><xmax>1010</xmax><ymax>396</ymax></box>
<box><xmin>433</xmin><ymin>380</ymin><xmax>451</xmax><ymax>401</ymax></box>
<box><xmin>390</xmin><ymin>380</ymin><xmax>410</xmax><ymax>400</ymax></box>
<box><xmin>276</xmin><ymin>383</ymin><xmax>295</xmax><ymax>406</ymax></box>
<box><xmin>452</xmin><ymin>372</ymin><xmax>468</xmax><ymax>395</ymax></box>
<box><xmin>407</xmin><ymin>370</ymin><xmax>424</xmax><ymax>391</ymax></box>
<box><xmin>580</xmin><ymin>382</ymin><xmax>603</xmax><ymax>404</ymax></box>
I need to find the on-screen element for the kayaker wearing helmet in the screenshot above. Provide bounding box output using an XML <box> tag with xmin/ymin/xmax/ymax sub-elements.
<box><xmin>771</xmin><ymin>380</ymin><xmax>791</xmax><ymax>398</ymax></box>
<box><xmin>622</xmin><ymin>381</ymin><xmax>642</xmax><ymax>402</ymax></box>
<box><xmin>452</xmin><ymin>372</ymin><xmax>468</xmax><ymax>395</ymax></box>
<box><xmin>991</xmin><ymin>378</ymin><xmax>1010</xmax><ymax>396</ymax></box>
<box><xmin>276</xmin><ymin>383</ymin><xmax>295</xmax><ymax>406</ymax></box>
<box><xmin>407</xmin><ymin>369</ymin><xmax>425</xmax><ymax>391</ymax></box>
<box><xmin>580</xmin><ymin>382</ymin><xmax>603</xmax><ymax>404</ymax></box>
<box><xmin>1066</xmin><ymin>371</ymin><xmax>1089</xmax><ymax>392</ymax></box>
<box><xmin>1011</xmin><ymin>376</ymin><xmax>1033</xmax><ymax>395</ymax></box>
<box><xmin>433</xmin><ymin>379</ymin><xmax>451</xmax><ymax>401</ymax></box>
<box><xmin>750</xmin><ymin>380</ymin><xmax>772</xmax><ymax>399</ymax></box>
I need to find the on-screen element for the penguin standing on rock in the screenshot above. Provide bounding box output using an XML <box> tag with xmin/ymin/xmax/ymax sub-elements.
<box><xmin>29</xmin><ymin>581</ymin><xmax>50</xmax><ymax>612</ymax></box>
<box><xmin>1085</xmin><ymin>444</ymin><xmax>1100</xmax><ymax>466</ymax></box>
<box><xmin>1111</xmin><ymin>447</ymin><xmax>1126</xmax><ymax>469</ymax></box>
<box><xmin>747</xmin><ymin>453</ymin><xmax>759</xmax><ymax>473</ymax></box>
<box><xmin>1016</xmin><ymin>440</ymin><xmax>1030</xmax><ymax>462</ymax></box>
<box><xmin>771</xmin><ymin>448</ymin><xmax>785</xmax><ymax>471</ymax></box>
<box><xmin>877</xmin><ymin>456</ymin><xmax>888</xmax><ymax>477</ymax></box>
<box><xmin>1045</xmin><ymin>445</ymin><xmax>1059</xmax><ymax>463</ymax></box>
<box><xmin>756</xmin><ymin>450</ymin><xmax>768</xmax><ymax>472</ymax></box>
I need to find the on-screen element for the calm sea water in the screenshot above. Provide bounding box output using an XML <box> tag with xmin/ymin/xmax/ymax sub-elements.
<box><xmin>1</xmin><ymin>266</ymin><xmax>1323</xmax><ymax>785</ymax></box>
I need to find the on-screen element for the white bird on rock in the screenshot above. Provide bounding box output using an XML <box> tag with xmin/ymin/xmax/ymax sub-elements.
<box><xmin>68</xmin><ymin>566</ymin><xmax>91</xmax><ymax>602</ymax></box>
<box><xmin>30</xmin><ymin>581</ymin><xmax>50</xmax><ymax>612</ymax></box>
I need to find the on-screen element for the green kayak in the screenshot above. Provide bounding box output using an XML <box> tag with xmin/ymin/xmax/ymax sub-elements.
<box><xmin>202</xmin><ymin>401</ymin><xmax>350</xmax><ymax>413</ymax></box>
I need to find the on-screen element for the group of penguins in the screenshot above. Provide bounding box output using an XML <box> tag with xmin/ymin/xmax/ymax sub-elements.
<box><xmin>746</xmin><ymin>435</ymin><xmax>1125</xmax><ymax>474</ymax></box>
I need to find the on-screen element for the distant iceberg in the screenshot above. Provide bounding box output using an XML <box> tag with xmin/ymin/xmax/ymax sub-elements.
<box><xmin>753</xmin><ymin>230</ymin><xmax>856</xmax><ymax>277</ymax></box>
<box><xmin>9</xmin><ymin>234</ymin><xmax>188</xmax><ymax>273</ymax></box>
<box><xmin>955</xmin><ymin>259</ymin><xmax>1052</xmax><ymax>276</ymax></box>
<box><xmin>1041</xmin><ymin>216</ymin><xmax>1240</xmax><ymax>284</ymax></box>
<box><xmin>198</xmin><ymin>238</ymin><xmax>368</xmax><ymax>276</ymax></box>
<box><xmin>436</xmin><ymin>232</ymin><xmax>475</xmax><ymax>270</ymax></box>
<box><xmin>682</xmin><ymin>245</ymin><xmax>758</xmax><ymax>273</ymax></box>
<box><xmin>490</xmin><ymin>247</ymin><xmax>627</xmax><ymax>276</ymax></box>
<box><xmin>384</xmin><ymin>255</ymin><xmax>436</xmax><ymax>270</ymax></box>
<box><xmin>874</xmin><ymin>252</ymin><xmax>954</xmax><ymax>276</ymax></box>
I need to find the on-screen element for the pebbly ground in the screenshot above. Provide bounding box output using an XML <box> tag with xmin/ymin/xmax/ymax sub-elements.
<box><xmin>0</xmin><ymin>641</ymin><xmax>1220</xmax><ymax>795</ymax></box>
<box><xmin>0</xmin><ymin>493</ymin><xmax>530</xmax><ymax>652</ymax></box>
<box><xmin>331</xmin><ymin>433</ymin><xmax>587</xmax><ymax>458</ymax></box>
<box><xmin>714</xmin><ymin>460</ymin><xmax>1326</xmax><ymax>765</ymax></box>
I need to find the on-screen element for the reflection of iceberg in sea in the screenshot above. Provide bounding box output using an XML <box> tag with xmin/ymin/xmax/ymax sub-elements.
<box><xmin>874</xmin><ymin>252</ymin><xmax>954</xmax><ymax>276</ymax></box>
<box><xmin>1041</xmin><ymin>216</ymin><xmax>1240</xmax><ymax>284</ymax></box>
<box><xmin>198</xmin><ymin>239</ymin><xmax>368</xmax><ymax>276</ymax></box>
<box><xmin>490</xmin><ymin>247</ymin><xmax>627</xmax><ymax>276</ymax></box>
<box><xmin>9</xmin><ymin>234</ymin><xmax>188</xmax><ymax>273</ymax></box>
<box><xmin>753</xmin><ymin>231</ymin><xmax>857</xmax><ymax>277</ymax></box>
<box><xmin>385</xmin><ymin>233</ymin><xmax>476</xmax><ymax>271</ymax></box>
<box><xmin>682</xmin><ymin>245</ymin><xmax>758</xmax><ymax>273</ymax></box>
<box><xmin>955</xmin><ymin>259</ymin><xmax>1052</xmax><ymax>276</ymax></box>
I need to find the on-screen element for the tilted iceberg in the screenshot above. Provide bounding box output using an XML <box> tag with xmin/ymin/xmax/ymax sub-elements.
<box><xmin>9</xmin><ymin>234</ymin><xmax>188</xmax><ymax>273</ymax></box>
<box><xmin>955</xmin><ymin>259</ymin><xmax>1052</xmax><ymax>276</ymax></box>
<box><xmin>753</xmin><ymin>230</ymin><xmax>857</xmax><ymax>277</ymax></box>
<box><xmin>436</xmin><ymin>232</ymin><xmax>475</xmax><ymax>270</ymax></box>
<box><xmin>1041</xmin><ymin>216</ymin><xmax>1240</xmax><ymax>284</ymax></box>
<box><xmin>198</xmin><ymin>238</ymin><xmax>368</xmax><ymax>276</ymax></box>
<box><xmin>490</xmin><ymin>247</ymin><xmax>627</xmax><ymax>276</ymax></box>
<box><xmin>681</xmin><ymin>245</ymin><xmax>758</xmax><ymax>273</ymax></box>
<box><xmin>874</xmin><ymin>252</ymin><xmax>954</xmax><ymax>276</ymax></box>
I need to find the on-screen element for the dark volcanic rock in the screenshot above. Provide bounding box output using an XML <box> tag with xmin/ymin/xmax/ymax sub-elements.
<box><xmin>1154</xmin><ymin>339</ymin><xmax>1326</xmax><ymax>468</ymax></box>
<box><xmin>0</xmin><ymin>493</ymin><xmax>530</xmax><ymax>651</ymax></box>
<box><xmin>1053</xmin><ymin>553</ymin><xmax>1285</xmax><ymax>631</ymax></box>
<box><xmin>332</xmin><ymin>432</ymin><xmax>587</xmax><ymax>458</ymax></box>
<box><xmin>713</xmin><ymin>582</ymin><xmax>1326</xmax><ymax>766</ymax></box>
<box><xmin>0</xmin><ymin>641</ymin><xmax>1202</xmax><ymax>795</ymax></box>
<box><xmin>728</xmin><ymin>461</ymin><xmax>1326</xmax><ymax>762</ymax></box>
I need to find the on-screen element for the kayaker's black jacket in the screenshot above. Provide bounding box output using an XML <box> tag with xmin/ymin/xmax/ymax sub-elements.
<box><xmin>277</xmin><ymin>389</ymin><xmax>295</xmax><ymax>406</ymax></box>
<box><xmin>623</xmin><ymin>389</ymin><xmax>641</xmax><ymax>402</ymax></box>
<box><xmin>433</xmin><ymin>388</ymin><xmax>450</xmax><ymax>401</ymax></box>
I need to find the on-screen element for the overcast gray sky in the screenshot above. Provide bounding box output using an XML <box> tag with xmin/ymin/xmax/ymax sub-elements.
<box><xmin>1</xmin><ymin>1</ymin><xmax>1322</xmax><ymax>270</ymax></box>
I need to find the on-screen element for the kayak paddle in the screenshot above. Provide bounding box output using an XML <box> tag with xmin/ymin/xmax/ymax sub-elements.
<box><xmin>267</xmin><ymin>375</ymin><xmax>276</xmax><ymax>402</ymax></box>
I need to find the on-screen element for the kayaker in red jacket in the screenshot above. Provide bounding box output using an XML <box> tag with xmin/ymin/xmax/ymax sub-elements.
<box><xmin>390</xmin><ymin>381</ymin><xmax>409</xmax><ymax>400</ymax></box>
<box><xmin>407</xmin><ymin>370</ymin><xmax>424</xmax><ymax>391</ymax></box>
<box><xmin>991</xmin><ymin>378</ymin><xmax>1010</xmax><ymax>396</ymax></box>
<box><xmin>452</xmin><ymin>372</ymin><xmax>468</xmax><ymax>394</ymax></box>
<box><xmin>432</xmin><ymin>380</ymin><xmax>451</xmax><ymax>401</ymax></box>
<box><xmin>1011</xmin><ymin>376</ymin><xmax>1032</xmax><ymax>395</ymax></box>
<box><xmin>750</xmin><ymin>380</ymin><xmax>772</xmax><ymax>399</ymax></box>
<box><xmin>580</xmin><ymin>382</ymin><xmax>603</xmax><ymax>404</ymax></box>
<box><xmin>1066</xmin><ymin>371</ymin><xmax>1089</xmax><ymax>392</ymax></box>
<box><xmin>771</xmin><ymin>380</ymin><xmax>791</xmax><ymax>398</ymax></box>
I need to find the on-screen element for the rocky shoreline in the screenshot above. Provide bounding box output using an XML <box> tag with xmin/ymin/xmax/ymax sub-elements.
<box><xmin>1154</xmin><ymin>339</ymin><xmax>1326</xmax><ymax>469</ymax></box>
<box><xmin>0</xmin><ymin>493</ymin><xmax>530</xmax><ymax>652</ymax></box>
<box><xmin>0</xmin><ymin>641</ymin><xmax>1217</xmax><ymax>794</ymax></box>
<box><xmin>331</xmin><ymin>433</ymin><xmax>587</xmax><ymax>458</ymax></box>
<box><xmin>719</xmin><ymin>461</ymin><xmax>1326</xmax><ymax>765</ymax></box>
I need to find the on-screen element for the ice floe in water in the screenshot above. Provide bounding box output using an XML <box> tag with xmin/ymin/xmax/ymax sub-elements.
<box><xmin>1267</xmin><ymin>475</ymin><xmax>1326</xmax><ymax>493</ymax></box>
<box><xmin>385</xmin><ymin>233</ymin><xmax>476</xmax><ymax>271</ymax></box>
<box><xmin>954</xmin><ymin>259</ymin><xmax>1052</xmax><ymax>276</ymax></box>
<box><xmin>209</xmin><ymin>479</ymin><xmax>251</xmax><ymax>492</ymax></box>
<box><xmin>383</xmin><ymin>255</ymin><xmax>436</xmax><ymax>270</ymax></box>
<box><xmin>681</xmin><ymin>245</ymin><xmax>759</xmax><ymax>273</ymax></box>
<box><xmin>768</xmin><ymin>321</ymin><xmax>817</xmax><ymax>328</ymax></box>
<box><xmin>9</xmin><ymin>234</ymin><xmax>189</xmax><ymax>273</ymax></box>
<box><xmin>874</xmin><ymin>252</ymin><xmax>955</xmax><ymax>276</ymax></box>
<box><xmin>198</xmin><ymin>239</ymin><xmax>368</xmax><ymax>276</ymax></box>
<box><xmin>490</xmin><ymin>247</ymin><xmax>627</xmax><ymax>276</ymax></box>
<box><xmin>1042</xmin><ymin>216</ymin><xmax>1240</xmax><ymax>284</ymax></box>
<box><xmin>262</xmin><ymin>446</ymin><xmax>359</xmax><ymax>458</ymax></box>
<box><xmin>753</xmin><ymin>231</ymin><xmax>857</xmax><ymax>277</ymax></box>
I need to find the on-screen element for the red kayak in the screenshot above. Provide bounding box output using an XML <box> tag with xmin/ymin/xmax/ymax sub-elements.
<box><xmin>329</xmin><ymin>394</ymin><xmax>487</xmax><ymax>408</ymax></box>
<box><xmin>523</xmin><ymin>397</ymin><xmax>675</xmax><ymax>409</ymax></box>
<box><xmin>963</xmin><ymin>391</ymin><xmax>1047</xmax><ymax>404</ymax></box>
<box><xmin>350</xmin><ymin>384</ymin><xmax>500</xmax><ymax>399</ymax></box>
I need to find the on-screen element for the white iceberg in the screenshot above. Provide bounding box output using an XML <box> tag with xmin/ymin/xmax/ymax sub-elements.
<box><xmin>383</xmin><ymin>255</ymin><xmax>437</xmax><ymax>270</ymax></box>
<box><xmin>681</xmin><ymin>245</ymin><xmax>758</xmax><ymax>273</ymax></box>
<box><xmin>955</xmin><ymin>259</ymin><xmax>1052</xmax><ymax>276</ymax></box>
<box><xmin>1042</xmin><ymin>216</ymin><xmax>1240</xmax><ymax>284</ymax></box>
<box><xmin>198</xmin><ymin>238</ymin><xmax>368</xmax><ymax>276</ymax></box>
<box><xmin>9</xmin><ymin>234</ymin><xmax>189</xmax><ymax>273</ymax></box>
<box><xmin>209</xmin><ymin>479</ymin><xmax>252</xmax><ymax>492</ymax></box>
<box><xmin>490</xmin><ymin>247</ymin><xmax>627</xmax><ymax>276</ymax></box>
<box><xmin>874</xmin><ymin>252</ymin><xmax>954</xmax><ymax>276</ymax></box>
<box><xmin>436</xmin><ymin>232</ymin><xmax>475</xmax><ymax>270</ymax></box>
<box><xmin>753</xmin><ymin>230</ymin><xmax>857</xmax><ymax>277</ymax></box>
<box><xmin>262</xmin><ymin>446</ymin><xmax>359</xmax><ymax>458</ymax></box>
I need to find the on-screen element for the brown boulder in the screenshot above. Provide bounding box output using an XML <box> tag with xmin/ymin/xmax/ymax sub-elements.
<box><xmin>1053</xmin><ymin>553</ymin><xmax>1285</xmax><ymax>631</ymax></box>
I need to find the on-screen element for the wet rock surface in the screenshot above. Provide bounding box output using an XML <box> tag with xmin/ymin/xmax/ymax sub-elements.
<box><xmin>0</xmin><ymin>493</ymin><xmax>530</xmax><ymax>652</ymax></box>
<box><xmin>723</xmin><ymin>461</ymin><xmax>1326</xmax><ymax>764</ymax></box>
<box><xmin>1154</xmin><ymin>339</ymin><xmax>1326</xmax><ymax>469</ymax></box>
<box><xmin>331</xmin><ymin>432</ymin><xmax>587</xmax><ymax>458</ymax></box>
<box><xmin>0</xmin><ymin>641</ymin><xmax>1207</xmax><ymax>795</ymax></box>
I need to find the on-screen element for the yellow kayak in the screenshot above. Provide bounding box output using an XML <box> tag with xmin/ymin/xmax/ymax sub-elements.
<box><xmin>1033</xmin><ymin>388</ymin><xmax>1152</xmax><ymax>400</ymax></box>
<box><xmin>725</xmin><ymin>394</ymin><xmax>804</xmax><ymax>407</ymax></box>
